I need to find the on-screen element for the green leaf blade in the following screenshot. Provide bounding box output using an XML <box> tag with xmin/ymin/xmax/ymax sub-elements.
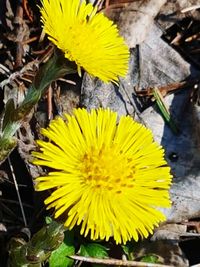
<box><xmin>49</xmin><ymin>231</ymin><xmax>75</xmax><ymax>267</ymax></box>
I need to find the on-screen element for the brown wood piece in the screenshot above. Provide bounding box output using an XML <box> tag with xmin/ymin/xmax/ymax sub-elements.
<box><xmin>135</xmin><ymin>80</ymin><xmax>197</xmax><ymax>98</ymax></box>
<box><xmin>14</xmin><ymin>5</ymin><xmax>24</xmax><ymax>69</ymax></box>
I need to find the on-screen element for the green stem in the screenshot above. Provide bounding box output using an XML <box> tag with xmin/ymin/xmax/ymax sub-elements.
<box><xmin>0</xmin><ymin>50</ymin><xmax>77</xmax><ymax>162</ymax></box>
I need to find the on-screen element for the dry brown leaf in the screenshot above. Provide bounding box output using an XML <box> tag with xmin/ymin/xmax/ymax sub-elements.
<box><xmin>105</xmin><ymin>0</ymin><xmax>167</xmax><ymax>47</ymax></box>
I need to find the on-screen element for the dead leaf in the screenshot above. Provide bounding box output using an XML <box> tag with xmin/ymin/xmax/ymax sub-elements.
<box><xmin>105</xmin><ymin>0</ymin><xmax>167</xmax><ymax>47</ymax></box>
<box><xmin>134</xmin><ymin>240</ymin><xmax>189</xmax><ymax>267</ymax></box>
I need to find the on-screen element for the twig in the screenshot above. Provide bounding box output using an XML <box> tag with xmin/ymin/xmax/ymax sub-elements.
<box><xmin>47</xmin><ymin>85</ymin><xmax>53</xmax><ymax>121</ymax></box>
<box><xmin>14</xmin><ymin>2</ymin><xmax>24</xmax><ymax>69</ymax></box>
<box><xmin>0</xmin><ymin>64</ymin><xmax>11</xmax><ymax>76</ymax></box>
<box><xmin>170</xmin><ymin>20</ymin><xmax>193</xmax><ymax>46</ymax></box>
<box><xmin>22</xmin><ymin>36</ymin><xmax>39</xmax><ymax>45</ymax></box>
<box><xmin>0</xmin><ymin>202</ymin><xmax>24</xmax><ymax>222</ymax></box>
<box><xmin>185</xmin><ymin>33</ymin><xmax>200</xmax><ymax>42</ymax></box>
<box><xmin>190</xmin><ymin>264</ymin><xmax>200</xmax><ymax>267</ymax></box>
<box><xmin>58</xmin><ymin>78</ymin><xmax>76</xmax><ymax>85</ymax></box>
<box><xmin>1</xmin><ymin>198</ymin><xmax>32</xmax><ymax>208</ymax></box>
<box><xmin>95</xmin><ymin>0</ymin><xmax>105</xmax><ymax>10</ymax></box>
<box><xmin>181</xmin><ymin>5</ymin><xmax>200</xmax><ymax>13</ymax></box>
<box><xmin>39</xmin><ymin>28</ymin><xmax>46</xmax><ymax>43</ymax></box>
<box><xmin>22</xmin><ymin>0</ymin><xmax>33</xmax><ymax>22</ymax></box>
<box><xmin>69</xmin><ymin>255</ymin><xmax>174</xmax><ymax>267</ymax></box>
<box><xmin>8</xmin><ymin>157</ymin><xmax>27</xmax><ymax>226</ymax></box>
<box><xmin>135</xmin><ymin>80</ymin><xmax>197</xmax><ymax>97</ymax></box>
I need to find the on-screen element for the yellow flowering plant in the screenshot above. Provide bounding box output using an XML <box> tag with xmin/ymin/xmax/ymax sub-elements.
<box><xmin>40</xmin><ymin>0</ymin><xmax>129</xmax><ymax>82</ymax></box>
<box><xmin>33</xmin><ymin>108</ymin><xmax>172</xmax><ymax>244</ymax></box>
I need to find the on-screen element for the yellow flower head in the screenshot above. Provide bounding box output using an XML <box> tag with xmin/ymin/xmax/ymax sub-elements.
<box><xmin>40</xmin><ymin>0</ymin><xmax>129</xmax><ymax>83</ymax></box>
<box><xmin>33</xmin><ymin>108</ymin><xmax>172</xmax><ymax>244</ymax></box>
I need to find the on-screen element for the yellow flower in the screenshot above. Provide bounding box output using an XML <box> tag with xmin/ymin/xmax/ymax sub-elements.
<box><xmin>33</xmin><ymin>108</ymin><xmax>172</xmax><ymax>244</ymax></box>
<box><xmin>40</xmin><ymin>0</ymin><xmax>129</xmax><ymax>83</ymax></box>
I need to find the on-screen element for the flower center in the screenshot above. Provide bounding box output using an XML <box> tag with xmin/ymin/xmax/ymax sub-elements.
<box><xmin>80</xmin><ymin>145</ymin><xmax>135</xmax><ymax>193</ymax></box>
<box><xmin>64</xmin><ymin>23</ymin><xmax>89</xmax><ymax>64</ymax></box>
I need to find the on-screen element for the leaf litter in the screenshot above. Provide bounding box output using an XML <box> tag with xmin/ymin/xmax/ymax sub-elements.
<box><xmin>1</xmin><ymin>0</ymin><xmax>200</xmax><ymax>266</ymax></box>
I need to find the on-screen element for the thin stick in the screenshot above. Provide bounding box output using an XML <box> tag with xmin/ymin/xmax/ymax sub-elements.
<box><xmin>8</xmin><ymin>157</ymin><xmax>27</xmax><ymax>226</ymax></box>
<box><xmin>47</xmin><ymin>85</ymin><xmax>53</xmax><ymax>121</ymax></box>
<box><xmin>69</xmin><ymin>255</ymin><xmax>173</xmax><ymax>267</ymax></box>
<box><xmin>58</xmin><ymin>78</ymin><xmax>76</xmax><ymax>85</ymax></box>
<box><xmin>22</xmin><ymin>36</ymin><xmax>39</xmax><ymax>45</ymax></box>
<box><xmin>181</xmin><ymin>5</ymin><xmax>200</xmax><ymax>13</ymax></box>
<box><xmin>95</xmin><ymin>0</ymin><xmax>105</xmax><ymax>9</ymax></box>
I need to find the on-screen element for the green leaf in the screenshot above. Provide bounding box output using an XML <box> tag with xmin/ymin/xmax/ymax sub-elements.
<box><xmin>152</xmin><ymin>87</ymin><xmax>179</xmax><ymax>134</ymax></box>
<box><xmin>80</xmin><ymin>243</ymin><xmax>108</xmax><ymax>258</ymax></box>
<box><xmin>45</xmin><ymin>216</ymin><xmax>53</xmax><ymax>224</ymax></box>
<box><xmin>121</xmin><ymin>242</ymin><xmax>135</xmax><ymax>260</ymax></box>
<box><xmin>80</xmin><ymin>243</ymin><xmax>108</xmax><ymax>267</ymax></box>
<box><xmin>49</xmin><ymin>230</ymin><xmax>75</xmax><ymax>267</ymax></box>
<box><xmin>141</xmin><ymin>254</ymin><xmax>159</xmax><ymax>263</ymax></box>
<box><xmin>2</xmin><ymin>99</ymin><xmax>15</xmax><ymax>131</ymax></box>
